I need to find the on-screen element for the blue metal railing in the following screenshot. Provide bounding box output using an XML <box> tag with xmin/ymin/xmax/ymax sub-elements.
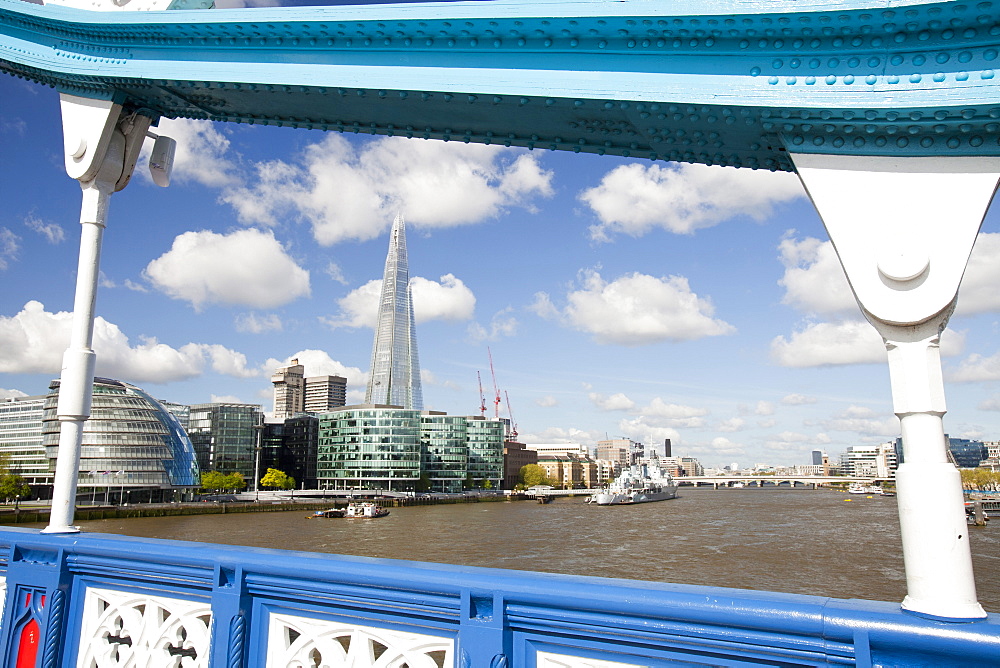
<box><xmin>0</xmin><ymin>527</ymin><xmax>996</xmax><ymax>667</ymax></box>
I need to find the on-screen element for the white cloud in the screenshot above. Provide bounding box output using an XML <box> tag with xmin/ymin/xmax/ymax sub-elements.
<box><xmin>536</xmin><ymin>395</ymin><xmax>558</xmax><ymax>408</ymax></box>
<box><xmin>639</xmin><ymin>398</ymin><xmax>709</xmax><ymax>420</ymax></box>
<box><xmin>822</xmin><ymin>405</ymin><xmax>899</xmax><ymax>437</ymax></box>
<box><xmin>0</xmin><ymin>301</ymin><xmax>259</xmax><ymax>384</ymax></box>
<box><xmin>777</xmin><ymin>236</ymin><xmax>855</xmax><ymax>316</ymax></box>
<box><xmin>222</xmin><ymin>134</ymin><xmax>553</xmax><ymax>245</ymax></box>
<box><xmin>420</xmin><ymin>369</ymin><xmax>461</xmax><ymax>391</ymax></box>
<box><xmin>537</xmin><ymin>269</ymin><xmax>734</xmax><ymax>346</ymax></box>
<box><xmin>782</xmin><ymin>393</ymin><xmax>817</xmax><ymax>405</ymax></box>
<box><xmin>948</xmin><ymin>351</ymin><xmax>1000</xmax><ymax>382</ymax></box>
<box><xmin>708</xmin><ymin>436</ymin><xmax>746</xmax><ymax>458</ymax></box>
<box><xmin>124</xmin><ymin>279</ymin><xmax>148</xmax><ymax>293</ymax></box>
<box><xmin>0</xmin><ymin>388</ymin><xmax>27</xmax><ymax>399</ymax></box>
<box><xmin>979</xmin><ymin>396</ymin><xmax>1000</xmax><ymax>411</ymax></box>
<box><xmin>761</xmin><ymin>431</ymin><xmax>829</xmax><ymax>453</ymax></box>
<box><xmin>262</xmin><ymin>349</ymin><xmax>366</xmax><ymax>388</ymax></box>
<box><xmin>617</xmin><ymin>417</ymin><xmax>681</xmax><ymax>448</ymax></box>
<box><xmin>754</xmin><ymin>400</ymin><xmax>775</xmax><ymax>416</ymax></box>
<box><xmin>209</xmin><ymin>394</ymin><xmax>246</xmax><ymax>404</ymax></box>
<box><xmin>717</xmin><ymin>417</ymin><xmax>745</xmax><ymax>432</ymax></box>
<box><xmin>24</xmin><ymin>214</ymin><xmax>64</xmax><ymax>244</ymax></box>
<box><xmin>589</xmin><ymin>392</ymin><xmax>636</xmax><ymax>412</ymax></box>
<box><xmin>144</xmin><ymin>229</ymin><xmax>310</xmax><ymax>311</ymax></box>
<box><xmin>757</xmin><ymin>418</ymin><xmax>777</xmax><ymax>429</ymax></box>
<box><xmin>772</xmin><ymin>320</ymin><xmax>965</xmax><ymax>368</ymax></box>
<box><xmin>468</xmin><ymin>307</ymin><xmax>518</xmax><ymax>342</ymax></box>
<box><xmin>139</xmin><ymin>118</ymin><xmax>239</xmax><ymax>188</ymax></box>
<box><xmin>325</xmin><ymin>274</ymin><xmax>475</xmax><ymax>329</ymax></box>
<box><xmin>411</xmin><ymin>275</ymin><xmax>476</xmax><ymax>322</ymax></box>
<box><xmin>580</xmin><ymin>162</ymin><xmax>803</xmax><ymax>241</ymax></box>
<box><xmin>0</xmin><ymin>228</ymin><xmax>19</xmax><ymax>270</ymax></box>
<box><xmin>325</xmin><ymin>262</ymin><xmax>349</xmax><ymax>285</ymax></box>
<box><xmin>234</xmin><ymin>313</ymin><xmax>283</xmax><ymax>334</ymax></box>
<box><xmin>520</xmin><ymin>426</ymin><xmax>602</xmax><ymax>445</ymax></box>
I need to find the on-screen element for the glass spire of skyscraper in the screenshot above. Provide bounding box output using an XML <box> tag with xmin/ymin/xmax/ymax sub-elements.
<box><xmin>365</xmin><ymin>214</ymin><xmax>423</xmax><ymax>410</ymax></box>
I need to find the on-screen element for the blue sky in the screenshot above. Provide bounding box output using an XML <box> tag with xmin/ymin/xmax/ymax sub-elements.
<box><xmin>3</xmin><ymin>74</ymin><xmax>1000</xmax><ymax>468</ymax></box>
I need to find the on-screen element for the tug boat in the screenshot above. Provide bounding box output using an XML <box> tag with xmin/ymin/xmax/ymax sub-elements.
<box><xmin>589</xmin><ymin>456</ymin><xmax>678</xmax><ymax>505</ymax></box>
<box><xmin>345</xmin><ymin>501</ymin><xmax>390</xmax><ymax>518</ymax></box>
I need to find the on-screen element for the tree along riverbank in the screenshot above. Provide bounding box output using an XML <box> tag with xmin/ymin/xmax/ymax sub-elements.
<box><xmin>0</xmin><ymin>493</ymin><xmax>512</xmax><ymax>525</ymax></box>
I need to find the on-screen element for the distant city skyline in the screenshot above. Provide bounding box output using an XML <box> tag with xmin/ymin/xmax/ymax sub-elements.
<box><xmin>3</xmin><ymin>76</ymin><xmax>1000</xmax><ymax>467</ymax></box>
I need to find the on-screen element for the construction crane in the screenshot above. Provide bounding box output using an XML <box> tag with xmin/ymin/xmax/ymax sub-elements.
<box><xmin>504</xmin><ymin>390</ymin><xmax>518</xmax><ymax>441</ymax></box>
<box><xmin>477</xmin><ymin>371</ymin><xmax>487</xmax><ymax>417</ymax></box>
<box><xmin>488</xmin><ymin>347</ymin><xmax>502</xmax><ymax>419</ymax></box>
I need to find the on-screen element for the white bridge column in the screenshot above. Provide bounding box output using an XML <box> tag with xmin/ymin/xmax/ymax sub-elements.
<box><xmin>791</xmin><ymin>153</ymin><xmax>999</xmax><ymax>621</ymax></box>
<box><xmin>43</xmin><ymin>95</ymin><xmax>152</xmax><ymax>533</ymax></box>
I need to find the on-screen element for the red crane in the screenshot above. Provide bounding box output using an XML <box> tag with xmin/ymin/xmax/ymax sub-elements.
<box><xmin>504</xmin><ymin>390</ymin><xmax>518</xmax><ymax>441</ymax></box>
<box><xmin>488</xmin><ymin>347</ymin><xmax>502</xmax><ymax>419</ymax></box>
<box><xmin>477</xmin><ymin>371</ymin><xmax>487</xmax><ymax>417</ymax></box>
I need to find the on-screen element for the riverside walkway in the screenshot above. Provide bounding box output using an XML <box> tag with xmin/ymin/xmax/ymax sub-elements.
<box><xmin>1</xmin><ymin>0</ymin><xmax>1000</xmax><ymax>664</ymax></box>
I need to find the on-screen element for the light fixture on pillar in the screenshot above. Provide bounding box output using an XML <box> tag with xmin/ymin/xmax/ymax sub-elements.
<box><xmin>147</xmin><ymin>131</ymin><xmax>176</xmax><ymax>187</ymax></box>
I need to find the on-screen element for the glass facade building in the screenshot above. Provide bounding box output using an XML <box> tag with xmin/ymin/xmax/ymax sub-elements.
<box><xmin>365</xmin><ymin>214</ymin><xmax>423</xmax><ymax>410</ymax></box>
<box><xmin>465</xmin><ymin>417</ymin><xmax>505</xmax><ymax>487</ymax></box>
<box><xmin>41</xmin><ymin>378</ymin><xmax>200</xmax><ymax>502</ymax></box>
<box><xmin>317</xmin><ymin>406</ymin><xmax>421</xmax><ymax>490</ymax></box>
<box><xmin>187</xmin><ymin>403</ymin><xmax>263</xmax><ymax>478</ymax></box>
<box><xmin>0</xmin><ymin>395</ymin><xmax>48</xmax><ymax>489</ymax></box>
<box><xmin>420</xmin><ymin>413</ymin><xmax>468</xmax><ymax>492</ymax></box>
<box><xmin>317</xmin><ymin>406</ymin><xmax>503</xmax><ymax>492</ymax></box>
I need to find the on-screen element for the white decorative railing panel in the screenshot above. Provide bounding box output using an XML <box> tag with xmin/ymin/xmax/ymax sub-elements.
<box><xmin>76</xmin><ymin>586</ymin><xmax>212</xmax><ymax>668</ymax></box>
<box><xmin>266</xmin><ymin>611</ymin><xmax>453</xmax><ymax>668</ymax></box>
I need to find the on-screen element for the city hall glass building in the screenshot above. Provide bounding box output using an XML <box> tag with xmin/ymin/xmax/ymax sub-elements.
<box><xmin>40</xmin><ymin>378</ymin><xmax>200</xmax><ymax>503</ymax></box>
<box><xmin>317</xmin><ymin>406</ymin><xmax>504</xmax><ymax>492</ymax></box>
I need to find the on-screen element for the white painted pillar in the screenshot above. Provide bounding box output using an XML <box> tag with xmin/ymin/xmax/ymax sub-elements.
<box><xmin>791</xmin><ymin>153</ymin><xmax>999</xmax><ymax>621</ymax></box>
<box><xmin>43</xmin><ymin>95</ymin><xmax>152</xmax><ymax>533</ymax></box>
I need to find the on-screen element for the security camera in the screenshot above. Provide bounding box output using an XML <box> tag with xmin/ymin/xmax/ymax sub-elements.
<box><xmin>148</xmin><ymin>135</ymin><xmax>176</xmax><ymax>187</ymax></box>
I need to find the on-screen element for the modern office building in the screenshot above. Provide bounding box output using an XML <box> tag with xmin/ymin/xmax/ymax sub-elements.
<box><xmin>841</xmin><ymin>442</ymin><xmax>898</xmax><ymax>478</ymax></box>
<box><xmin>41</xmin><ymin>378</ymin><xmax>200</xmax><ymax>502</ymax></box>
<box><xmin>465</xmin><ymin>416</ymin><xmax>505</xmax><ymax>487</ymax></box>
<box><xmin>273</xmin><ymin>360</ymin><xmax>347</xmax><ymax>419</ymax></box>
<box><xmin>187</xmin><ymin>402</ymin><xmax>263</xmax><ymax>478</ymax></box>
<box><xmin>317</xmin><ymin>405</ymin><xmax>422</xmax><ymax>491</ymax></box>
<box><xmin>282</xmin><ymin>414</ymin><xmax>319</xmax><ymax>489</ymax></box>
<box><xmin>316</xmin><ymin>406</ymin><xmax>504</xmax><ymax>492</ymax></box>
<box><xmin>303</xmin><ymin>375</ymin><xmax>347</xmax><ymax>414</ymax></box>
<box><xmin>596</xmin><ymin>438</ymin><xmax>635</xmax><ymax>471</ymax></box>
<box><xmin>421</xmin><ymin>412</ymin><xmax>469</xmax><ymax>492</ymax></box>
<box><xmin>946</xmin><ymin>437</ymin><xmax>990</xmax><ymax>468</ymax></box>
<box><xmin>0</xmin><ymin>395</ymin><xmax>48</xmax><ymax>489</ymax></box>
<box><xmin>365</xmin><ymin>214</ymin><xmax>422</xmax><ymax>410</ymax></box>
<box><xmin>272</xmin><ymin>360</ymin><xmax>305</xmax><ymax>420</ymax></box>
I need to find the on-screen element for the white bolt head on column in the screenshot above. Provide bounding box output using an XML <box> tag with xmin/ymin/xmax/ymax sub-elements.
<box><xmin>791</xmin><ymin>153</ymin><xmax>1000</xmax><ymax>326</ymax></box>
<box><xmin>877</xmin><ymin>242</ymin><xmax>930</xmax><ymax>283</ymax></box>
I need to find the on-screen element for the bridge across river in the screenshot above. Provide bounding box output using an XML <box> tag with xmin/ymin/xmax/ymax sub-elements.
<box><xmin>1</xmin><ymin>0</ymin><xmax>999</xmax><ymax>664</ymax></box>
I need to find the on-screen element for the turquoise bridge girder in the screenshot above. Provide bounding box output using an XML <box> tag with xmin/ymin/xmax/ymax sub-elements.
<box><xmin>2</xmin><ymin>0</ymin><xmax>1000</xmax><ymax>170</ymax></box>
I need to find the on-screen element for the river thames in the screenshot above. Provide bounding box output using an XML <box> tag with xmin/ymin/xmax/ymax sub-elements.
<box><xmin>39</xmin><ymin>487</ymin><xmax>999</xmax><ymax>613</ymax></box>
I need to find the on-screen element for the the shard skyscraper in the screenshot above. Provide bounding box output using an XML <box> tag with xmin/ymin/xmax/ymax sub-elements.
<box><xmin>364</xmin><ymin>214</ymin><xmax>423</xmax><ymax>410</ymax></box>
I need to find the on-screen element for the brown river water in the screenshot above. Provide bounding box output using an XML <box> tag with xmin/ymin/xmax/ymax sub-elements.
<box><xmin>28</xmin><ymin>487</ymin><xmax>999</xmax><ymax>612</ymax></box>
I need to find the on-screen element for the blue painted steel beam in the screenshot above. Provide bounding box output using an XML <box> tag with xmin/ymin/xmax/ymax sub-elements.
<box><xmin>2</xmin><ymin>0</ymin><xmax>1000</xmax><ymax>170</ymax></box>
